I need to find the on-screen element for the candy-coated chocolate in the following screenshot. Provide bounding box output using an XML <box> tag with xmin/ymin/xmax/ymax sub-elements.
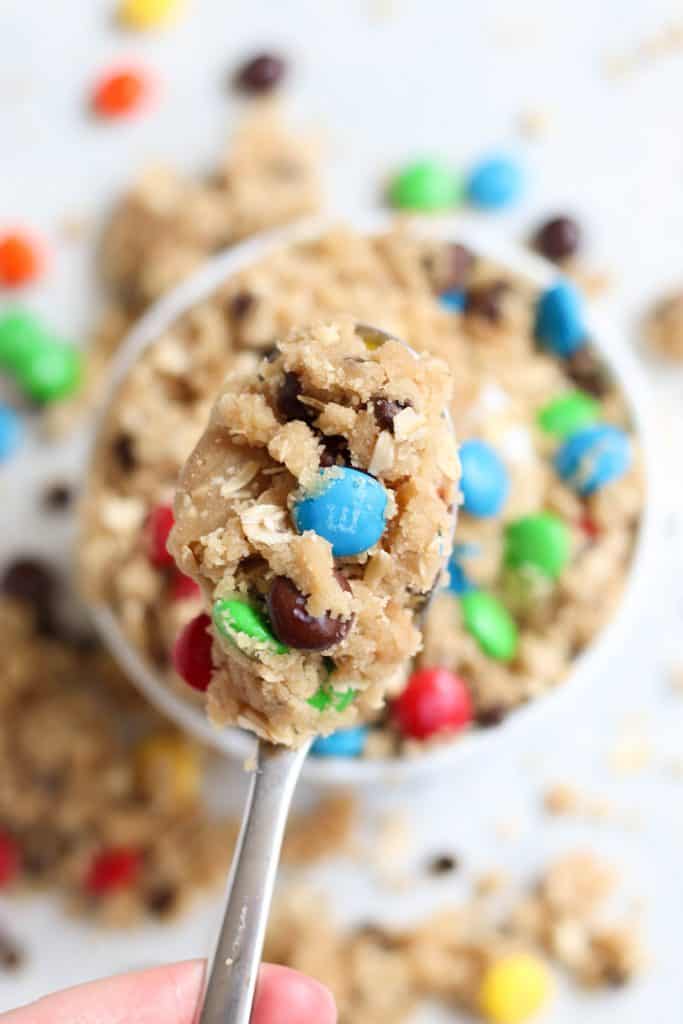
<box><xmin>555</xmin><ymin>423</ymin><xmax>630</xmax><ymax>495</ymax></box>
<box><xmin>15</xmin><ymin>340</ymin><xmax>82</xmax><ymax>403</ymax></box>
<box><xmin>460</xmin><ymin>590</ymin><xmax>518</xmax><ymax>661</ymax></box>
<box><xmin>172</xmin><ymin>613</ymin><xmax>213</xmax><ymax>691</ymax></box>
<box><xmin>478</xmin><ymin>953</ymin><xmax>552</xmax><ymax>1024</ymax></box>
<box><xmin>459</xmin><ymin>439</ymin><xmax>510</xmax><ymax>518</ymax></box>
<box><xmin>118</xmin><ymin>0</ymin><xmax>183</xmax><ymax>29</ymax></box>
<box><xmin>0</xmin><ymin>233</ymin><xmax>41</xmax><ymax>288</ymax></box>
<box><xmin>92</xmin><ymin>68</ymin><xmax>149</xmax><ymax>117</ymax></box>
<box><xmin>389</xmin><ymin>159</ymin><xmax>462</xmax><ymax>211</ymax></box>
<box><xmin>504</xmin><ymin>513</ymin><xmax>570</xmax><ymax>580</ymax></box>
<box><xmin>0</xmin><ymin>404</ymin><xmax>22</xmax><ymax>462</ymax></box>
<box><xmin>0</xmin><ymin>831</ymin><xmax>20</xmax><ymax>886</ymax></box>
<box><xmin>537</xmin><ymin>389</ymin><xmax>599</xmax><ymax>437</ymax></box>
<box><xmin>86</xmin><ymin>847</ymin><xmax>141</xmax><ymax>894</ymax></box>
<box><xmin>393</xmin><ymin>667</ymin><xmax>473</xmax><ymax>739</ymax></box>
<box><xmin>146</xmin><ymin>504</ymin><xmax>175</xmax><ymax>568</ymax></box>
<box><xmin>293</xmin><ymin>467</ymin><xmax>387</xmax><ymax>557</ymax></box>
<box><xmin>311</xmin><ymin>726</ymin><xmax>368</xmax><ymax>757</ymax></box>
<box><xmin>439</xmin><ymin>288</ymin><xmax>466</xmax><ymax>312</ymax></box>
<box><xmin>535</xmin><ymin>281</ymin><xmax>586</xmax><ymax>357</ymax></box>
<box><xmin>466</xmin><ymin>156</ymin><xmax>523</xmax><ymax>209</ymax></box>
<box><xmin>0</xmin><ymin>309</ymin><xmax>46</xmax><ymax>373</ymax></box>
<box><xmin>213</xmin><ymin>597</ymin><xmax>288</xmax><ymax>654</ymax></box>
<box><xmin>267</xmin><ymin>573</ymin><xmax>352</xmax><ymax>650</ymax></box>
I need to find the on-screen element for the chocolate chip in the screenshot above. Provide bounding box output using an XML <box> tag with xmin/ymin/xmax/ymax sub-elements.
<box><xmin>43</xmin><ymin>482</ymin><xmax>73</xmax><ymax>512</ymax></box>
<box><xmin>234</xmin><ymin>53</ymin><xmax>286</xmax><ymax>94</ymax></box>
<box><xmin>112</xmin><ymin>432</ymin><xmax>137</xmax><ymax>473</ymax></box>
<box><xmin>229</xmin><ymin>290</ymin><xmax>255</xmax><ymax>320</ymax></box>
<box><xmin>21</xmin><ymin>826</ymin><xmax>70</xmax><ymax>877</ymax></box>
<box><xmin>263</xmin><ymin>345</ymin><xmax>280</xmax><ymax>363</ymax></box>
<box><xmin>355</xmin><ymin>923</ymin><xmax>397</xmax><ymax>950</ymax></box>
<box><xmin>565</xmin><ymin>346</ymin><xmax>608</xmax><ymax>397</ymax></box>
<box><xmin>427</xmin><ymin>853</ymin><xmax>459</xmax><ymax>875</ymax></box>
<box><xmin>319</xmin><ymin>434</ymin><xmax>351</xmax><ymax>468</ymax></box>
<box><xmin>476</xmin><ymin>705</ymin><xmax>507</xmax><ymax>728</ymax></box>
<box><xmin>277</xmin><ymin>372</ymin><xmax>316</xmax><ymax>424</ymax></box>
<box><xmin>146</xmin><ymin>883</ymin><xmax>178</xmax><ymax>916</ymax></box>
<box><xmin>533</xmin><ymin>215</ymin><xmax>581</xmax><ymax>263</ymax></box>
<box><xmin>2</xmin><ymin>558</ymin><xmax>57</xmax><ymax>609</ymax></box>
<box><xmin>464</xmin><ymin>280</ymin><xmax>510</xmax><ymax>323</ymax></box>
<box><xmin>0</xmin><ymin>932</ymin><xmax>24</xmax><ymax>971</ymax></box>
<box><xmin>373</xmin><ymin>397</ymin><xmax>408</xmax><ymax>434</ymax></box>
<box><xmin>267</xmin><ymin>573</ymin><xmax>353</xmax><ymax>650</ymax></box>
<box><xmin>444</xmin><ymin>243</ymin><xmax>475</xmax><ymax>290</ymax></box>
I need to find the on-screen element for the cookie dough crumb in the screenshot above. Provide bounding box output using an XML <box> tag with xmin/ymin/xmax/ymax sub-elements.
<box><xmin>604</xmin><ymin>21</ymin><xmax>683</xmax><ymax>78</ymax></box>
<box><xmin>517</xmin><ymin>108</ymin><xmax>551</xmax><ymax>140</ymax></box>
<box><xmin>608</xmin><ymin>716</ymin><xmax>653</xmax><ymax>777</ymax></box>
<box><xmin>645</xmin><ymin>287</ymin><xmax>683</xmax><ymax>360</ymax></box>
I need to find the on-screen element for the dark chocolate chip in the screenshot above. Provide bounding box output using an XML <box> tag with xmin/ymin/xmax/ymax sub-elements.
<box><xmin>229</xmin><ymin>290</ymin><xmax>255</xmax><ymax>320</ymax></box>
<box><xmin>276</xmin><ymin>372</ymin><xmax>316</xmax><ymax>424</ymax></box>
<box><xmin>319</xmin><ymin>434</ymin><xmax>351</xmax><ymax>468</ymax></box>
<box><xmin>427</xmin><ymin>853</ymin><xmax>459</xmax><ymax>875</ymax></box>
<box><xmin>533</xmin><ymin>215</ymin><xmax>581</xmax><ymax>263</ymax></box>
<box><xmin>43</xmin><ymin>482</ymin><xmax>73</xmax><ymax>512</ymax></box>
<box><xmin>476</xmin><ymin>705</ymin><xmax>507</xmax><ymax>728</ymax></box>
<box><xmin>146</xmin><ymin>883</ymin><xmax>178</xmax><ymax>916</ymax></box>
<box><xmin>234</xmin><ymin>53</ymin><xmax>286</xmax><ymax>94</ymax></box>
<box><xmin>464</xmin><ymin>280</ymin><xmax>510</xmax><ymax>323</ymax></box>
<box><xmin>565</xmin><ymin>346</ymin><xmax>608</xmax><ymax>397</ymax></box>
<box><xmin>267</xmin><ymin>573</ymin><xmax>353</xmax><ymax>650</ymax></box>
<box><xmin>373</xmin><ymin>397</ymin><xmax>408</xmax><ymax>434</ymax></box>
<box><xmin>112</xmin><ymin>432</ymin><xmax>137</xmax><ymax>473</ymax></box>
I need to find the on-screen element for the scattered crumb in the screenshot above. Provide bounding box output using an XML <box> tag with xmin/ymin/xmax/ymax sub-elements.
<box><xmin>58</xmin><ymin>213</ymin><xmax>92</xmax><ymax>243</ymax></box>
<box><xmin>242</xmin><ymin>753</ymin><xmax>258</xmax><ymax>773</ymax></box>
<box><xmin>517</xmin><ymin>107</ymin><xmax>551</xmax><ymax>140</ymax></box>
<box><xmin>494</xmin><ymin>816</ymin><xmax>523</xmax><ymax>841</ymax></box>
<box><xmin>645</xmin><ymin>289</ymin><xmax>683</xmax><ymax>361</ymax></box>
<box><xmin>604</xmin><ymin>21</ymin><xmax>683</xmax><ymax>78</ymax></box>
<box><xmin>367</xmin><ymin>810</ymin><xmax>411</xmax><ymax>889</ymax></box>
<box><xmin>669</xmin><ymin>664</ymin><xmax>683</xmax><ymax>694</ymax></box>
<box><xmin>543</xmin><ymin>783</ymin><xmax>637</xmax><ymax>827</ymax></box>
<box><xmin>608</xmin><ymin>717</ymin><xmax>653</xmax><ymax>777</ymax></box>
<box><xmin>566</xmin><ymin>265</ymin><xmax>613</xmax><ymax>298</ymax></box>
<box><xmin>474</xmin><ymin>869</ymin><xmax>508</xmax><ymax>898</ymax></box>
<box><xmin>225</xmin><ymin>957</ymin><xmax>233</xmax><ymax>966</ymax></box>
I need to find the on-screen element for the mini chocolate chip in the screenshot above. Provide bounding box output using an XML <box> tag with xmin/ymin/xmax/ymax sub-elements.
<box><xmin>112</xmin><ymin>432</ymin><xmax>137</xmax><ymax>473</ymax></box>
<box><xmin>319</xmin><ymin>434</ymin><xmax>351</xmax><ymax>467</ymax></box>
<box><xmin>464</xmin><ymin>280</ymin><xmax>510</xmax><ymax>323</ymax></box>
<box><xmin>0</xmin><ymin>933</ymin><xmax>24</xmax><ymax>971</ymax></box>
<box><xmin>444</xmin><ymin>243</ymin><xmax>475</xmax><ymax>290</ymax></box>
<box><xmin>2</xmin><ymin>558</ymin><xmax>57</xmax><ymax>609</ymax></box>
<box><xmin>533</xmin><ymin>215</ymin><xmax>581</xmax><ymax>263</ymax></box>
<box><xmin>234</xmin><ymin>53</ymin><xmax>286</xmax><ymax>94</ymax></box>
<box><xmin>263</xmin><ymin>345</ymin><xmax>280</xmax><ymax>363</ymax></box>
<box><xmin>43</xmin><ymin>482</ymin><xmax>73</xmax><ymax>511</ymax></box>
<box><xmin>565</xmin><ymin>346</ymin><xmax>608</xmax><ymax>397</ymax></box>
<box><xmin>427</xmin><ymin>853</ymin><xmax>459</xmax><ymax>875</ymax></box>
<box><xmin>277</xmin><ymin>372</ymin><xmax>316</xmax><ymax>424</ymax></box>
<box><xmin>373</xmin><ymin>397</ymin><xmax>408</xmax><ymax>434</ymax></box>
<box><xmin>146</xmin><ymin>883</ymin><xmax>178</xmax><ymax>915</ymax></box>
<box><xmin>229</xmin><ymin>290</ymin><xmax>255</xmax><ymax>320</ymax></box>
<box><xmin>476</xmin><ymin>705</ymin><xmax>507</xmax><ymax>728</ymax></box>
<box><xmin>267</xmin><ymin>573</ymin><xmax>353</xmax><ymax>650</ymax></box>
<box><xmin>604</xmin><ymin>966</ymin><xmax>630</xmax><ymax>988</ymax></box>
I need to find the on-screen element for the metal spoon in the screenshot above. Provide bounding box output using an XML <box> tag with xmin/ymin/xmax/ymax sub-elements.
<box><xmin>85</xmin><ymin>320</ymin><xmax>456</xmax><ymax>1024</ymax></box>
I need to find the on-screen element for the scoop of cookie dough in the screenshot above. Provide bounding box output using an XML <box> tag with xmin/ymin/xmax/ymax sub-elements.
<box><xmin>169</xmin><ymin>318</ymin><xmax>459</xmax><ymax>745</ymax></box>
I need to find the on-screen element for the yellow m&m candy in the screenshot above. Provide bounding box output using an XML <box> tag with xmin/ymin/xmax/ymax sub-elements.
<box><xmin>118</xmin><ymin>0</ymin><xmax>184</xmax><ymax>30</ymax></box>
<box><xmin>135</xmin><ymin>733</ymin><xmax>201</xmax><ymax>804</ymax></box>
<box><xmin>478</xmin><ymin>953</ymin><xmax>552</xmax><ymax>1024</ymax></box>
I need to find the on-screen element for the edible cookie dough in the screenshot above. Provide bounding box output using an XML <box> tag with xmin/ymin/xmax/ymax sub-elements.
<box><xmin>168</xmin><ymin>319</ymin><xmax>459</xmax><ymax>745</ymax></box>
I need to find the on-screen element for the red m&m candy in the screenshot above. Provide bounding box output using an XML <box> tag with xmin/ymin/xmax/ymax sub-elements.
<box><xmin>86</xmin><ymin>847</ymin><xmax>141</xmax><ymax>894</ymax></box>
<box><xmin>92</xmin><ymin>67</ymin><xmax>150</xmax><ymax>118</ymax></box>
<box><xmin>0</xmin><ymin>831</ymin><xmax>21</xmax><ymax>886</ymax></box>
<box><xmin>169</xmin><ymin>570</ymin><xmax>200</xmax><ymax>601</ymax></box>
<box><xmin>172</xmin><ymin>613</ymin><xmax>213</xmax><ymax>692</ymax></box>
<box><xmin>146</xmin><ymin>504</ymin><xmax>175</xmax><ymax>568</ymax></box>
<box><xmin>393</xmin><ymin>667</ymin><xmax>473</xmax><ymax>740</ymax></box>
<box><xmin>0</xmin><ymin>233</ymin><xmax>42</xmax><ymax>288</ymax></box>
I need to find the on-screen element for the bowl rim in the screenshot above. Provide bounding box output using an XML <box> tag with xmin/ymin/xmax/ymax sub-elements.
<box><xmin>87</xmin><ymin>209</ymin><xmax>661</xmax><ymax>786</ymax></box>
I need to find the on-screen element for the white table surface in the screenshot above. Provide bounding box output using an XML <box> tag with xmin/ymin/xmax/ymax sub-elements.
<box><xmin>2</xmin><ymin>0</ymin><xmax>683</xmax><ymax>1018</ymax></box>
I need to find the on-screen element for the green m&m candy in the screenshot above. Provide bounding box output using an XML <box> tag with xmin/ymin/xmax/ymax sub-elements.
<box><xmin>504</xmin><ymin>513</ymin><xmax>570</xmax><ymax>581</ymax></box>
<box><xmin>537</xmin><ymin>390</ymin><xmax>599</xmax><ymax>438</ymax></box>
<box><xmin>0</xmin><ymin>309</ymin><xmax>46</xmax><ymax>374</ymax></box>
<box><xmin>460</xmin><ymin>590</ymin><xmax>518</xmax><ymax>662</ymax></box>
<box><xmin>15</xmin><ymin>339</ymin><xmax>83</xmax><ymax>403</ymax></box>
<box><xmin>212</xmin><ymin>597</ymin><xmax>288</xmax><ymax>655</ymax></box>
<box><xmin>388</xmin><ymin>159</ymin><xmax>463</xmax><ymax>212</ymax></box>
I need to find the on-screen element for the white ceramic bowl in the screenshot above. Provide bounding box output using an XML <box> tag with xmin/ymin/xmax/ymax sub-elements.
<box><xmin>88</xmin><ymin>211</ymin><xmax>660</xmax><ymax>786</ymax></box>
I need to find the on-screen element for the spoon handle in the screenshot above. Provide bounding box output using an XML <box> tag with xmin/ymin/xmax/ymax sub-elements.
<box><xmin>199</xmin><ymin>738</ymin><xmax>310</xmax><ymax>1024</ymax></box>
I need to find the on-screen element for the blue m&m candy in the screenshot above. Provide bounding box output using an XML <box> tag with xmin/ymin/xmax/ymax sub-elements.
<box><xmin>535</xmin><ymin>281</ymin><xmax>586</xmax><ymax>357</ymax></box>
<box><xmin>555</xmin><ymin>424</ymin><xmax>631</xmax><ymax>496</ymax></box>
<box><xmin>466</xmin><ymin>156</ymin><xmax>524</xmax><ymax>210</ymax></box>
<box><xmin>0</xmin><ymin>404</ymin><xmax>22</xmax><ymax>461</ymax></box>
<box><xmin>293</xmin><ymin>467</ymin><xmax>387</xmax><ymax>557</ymax></box>
<box><xmin>439</xmin><ymin>288</ymin><xmax>465</xmax><ymax>313</ymax></box>
<box><xmin>459</xmin><ymin>439</ymin><xmax>509</xmax><ymax>518</ymax></box>
<box><xmin>311</xmin><ymin>726</ymin><xmax>368</xmax><ymax>758</ymax></box>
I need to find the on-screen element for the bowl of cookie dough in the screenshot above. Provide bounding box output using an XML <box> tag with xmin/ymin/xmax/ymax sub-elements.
<box><xmin>80</xmin><ymin>212</ymin><xmax>658</xmax><ymax>784</ymax></box>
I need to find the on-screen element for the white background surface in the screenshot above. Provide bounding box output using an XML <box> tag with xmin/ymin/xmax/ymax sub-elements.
<box><xmin>2</xmin><ymin>0</ymin><xmax>683</xmax><ymax>1019</ymax></box>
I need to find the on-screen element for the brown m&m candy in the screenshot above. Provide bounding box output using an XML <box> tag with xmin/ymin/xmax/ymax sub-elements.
<box><xmin>267</xmin><ymin>573</ymin><xmax>352</xmax><ymax>650</ymax></box>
